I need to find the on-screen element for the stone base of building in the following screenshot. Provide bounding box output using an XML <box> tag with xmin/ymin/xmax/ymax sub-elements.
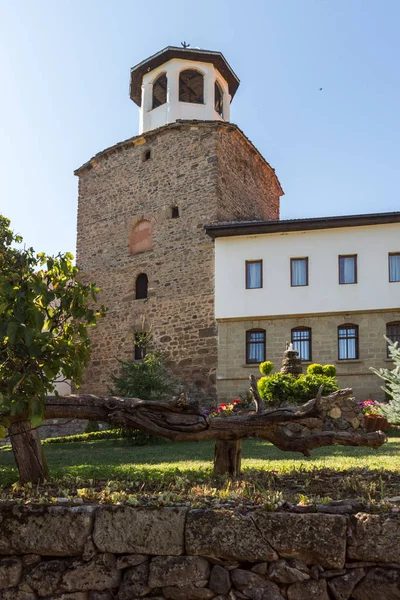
<box><xmin>216</xmin><ymin>310</ymin><xmax>399</xmax><ymax>402</ymax></box>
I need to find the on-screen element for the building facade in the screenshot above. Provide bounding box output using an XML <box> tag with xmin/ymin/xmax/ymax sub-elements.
<box><xmin>207</xmin><ymin>215</ymin><xmax>400</xmax><ymax>400</ymax></box>
<box><xmin>75</xmin><ymin>47</ymin><xmax>282</xmax><ymax>401</ymax></box>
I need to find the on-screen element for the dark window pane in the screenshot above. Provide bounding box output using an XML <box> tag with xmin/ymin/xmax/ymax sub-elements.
<box><xmin>292</xmin><ymin>328</ymin><xmax>311</xmax><ymax>361</ymax></box>
<box><xmin>246</xmin><ymin>261</ymin><xmax>262</xmax><ymax>289</ymax></box>
<box><xmin>152</xmin><ymin>73</ymin><xmax>167</xmax><ymax>109</ymax></box>
<box><xmin>389</xmin><ymin>254</ymin><xmax>400</xmax><ymax>282</ymax></box>
<box><xmin>215</xmin><ymin>82</ymin><xmax>223</xmax><ymax>116</ymax></box>
<box><xmin>135</xmin><ymin>273</ymin><xmax>148</xmax><ymax>299</ymax></box>
<box><xmin>339</xmin><ymin>256</ymin><xmax>356</xmax><ymax>284</ymax></box>
<box><xmin>386</xmin><ymin>322</ymin><xmax>400</xmax><ymax>356</ymax></box>
<box><xmin>246</xmin><ymin>330</ymin><xmax>266</xmax><ymax>364</ymax></box>
<box><xmin>179</xmin><ymin>70</ymin><xmax>204</xmax><ymax>104</ymax></box>
<box><xmin>338</xmin><ymin>325</ymin><xmax>359</xmax><ymax>360</ymax></box>
<box><xmin>291</xmin><ymin>258</ymin><xmax>308</xmax><ymax>286</ymax></box>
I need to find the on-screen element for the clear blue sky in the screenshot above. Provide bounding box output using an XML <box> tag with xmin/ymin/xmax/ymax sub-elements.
<box><xmin>1</xmin><ymin>0</ymin><xmax>399</xmax><ymax>256</ymax></box>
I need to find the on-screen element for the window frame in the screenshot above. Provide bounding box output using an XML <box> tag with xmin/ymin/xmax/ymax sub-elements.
<box><xmin>290</xmin><ymin>257</ymin><xmax>309</xmax><ymax>287</ymax></box>
<box><xmin>152</xmin><ymin>73</ymin><xmax>167</xmax><ymax>109</ymax></box>
<box><xmin>389</xmin><ymin>252</ymin><xmax>400</xmax><ymax>283</ymax></box>
<box><xmin>245</xmin><ymin>329</ymin><xmax>266</xmax><ymax>364</ymax></box>
<box><xmin>338</xmin><ymin>254</ymin><xmax>358</xmax><ymax>285</ymax></box>
<box><xmin>179</xmin><ymin>69</ymin><xmax>204</xmax><ymax>104</ymax></box>
<box><xmin>135</xmin><ymin>273</ymin><xmax>148</xmax><ymax>300</ymax></box>
<box><xmin>338</xmin><ymin>324</ymin><xmax>359</xmax><ymax>360</ymax></box>
<box><xmin>291</xmin><ymin>326</ymin><xmax>312</xmax><ymax>361</ymax></box>
<box><xmin>245</xmin><ymin>260</ymin><xmax>263</xmax><ymax>289</ymax></box>
<box><xmin>386</xmin><ymin>321</ymin><xmax>400</xmax><ymax>357</ymax></box>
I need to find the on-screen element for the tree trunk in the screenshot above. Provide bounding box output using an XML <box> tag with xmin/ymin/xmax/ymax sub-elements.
<box><xmin>214</xmin><ymin>439</ymin><xmax>242</xmax><ymax>477</ymax></box>
<box><xmin>9</xmin><ymin>421</ymin><xmax>48</xmax><ymax>484</ymax></box>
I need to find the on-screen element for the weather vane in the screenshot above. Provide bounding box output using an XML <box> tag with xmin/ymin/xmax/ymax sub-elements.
<box><xmin>181</xmin><ymin>41</ymin><xmax>190</xmax><ymax>48</ymax></box>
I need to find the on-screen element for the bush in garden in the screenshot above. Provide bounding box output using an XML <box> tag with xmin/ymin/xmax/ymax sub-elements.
<box><xmin>307</xmin><ymin>363</ymin><xmax>324</xmax><ymax>375</ymax></box>
<box><xmin>322</xmin><ymin>364</ymin><xmax>336</xmax><ymax>377</ymax></box>
<box><xmin>371</xmin><ymin>337</ymin><xmax>400</xmax><ymax>424</ymax></box>
<box><xmin>259</xmin><ymin>361</ymin><xmax>274</xmax><ymax>376</ymax></box>
<box><xmin>258</xmin><ymin>366</ymin><xmax>339</xmax><ymax>407</ymax></box>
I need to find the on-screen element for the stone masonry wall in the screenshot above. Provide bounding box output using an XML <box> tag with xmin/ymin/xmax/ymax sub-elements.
<box><xmin>217</xmin><ymin>310</ymin><xmax>400</xmax><ymax>401</ymax></box>
<box><xmin>0</xmin><ymin>505</ymin><xmax>399</xmax><ymax>599</ymax></box>
<box><xmin>75</xmin><ymin>121</ymin><xmax>282</xmax><ymax>401</ymax></box>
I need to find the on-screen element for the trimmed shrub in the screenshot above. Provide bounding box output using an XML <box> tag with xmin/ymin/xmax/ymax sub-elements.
<box><xmin>307</xmin><ymin>363</ymin><xmax>324</xmax><ymax>375</ymax></box>
<box><xmin>258</xmin><ymin>373</ymin><xmax>297</xmax><ymax>406</ymax></box>
<box><xmin>259</xmin><ymin>361</ymin><xmax>274</xmax><ymax>376</ymax></box>
<box><xmin>84</xmin><ymin>420</ymin><xmax>100</xmax><ymax>433</ymax></box>
<box><xmin>322</xmin><ymin>364</ymin><xmax>336</xmax><ymax>377</ymax></box>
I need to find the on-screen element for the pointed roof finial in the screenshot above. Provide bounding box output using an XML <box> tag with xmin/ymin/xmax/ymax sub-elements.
<box><xmin>181</xmin><ymin>41</ymin><xmax>191</xmax><ymax>48</ymax></box>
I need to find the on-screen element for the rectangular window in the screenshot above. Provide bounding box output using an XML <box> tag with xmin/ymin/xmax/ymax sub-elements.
<box><xmin>246</xmin><ymin>330</ymin><xmax>266</xmax><ymax>364</ymax></box>
<box><xmin>291</xmin><ymin>327</ymin><xmax>312</xmax><ymax>361</ymax></box>
<box><xmin>339</xmin><ymin>255</ymin><xmax>357</xmax><ymax>284</ymax></box>
<box><xmin>389</xmin><ymin>253</ymin><xmax>400</xmax><ymax>282</ymax></box>
<box><xmin>386</xmin><ymin>322</ymin><xmax>400</xmax><ymax>357</ymax></box>
<box><xmin>246</xmin><ymin>260</ymin><xmax>263</xmax><ymax>289</ymax></box>
<box><xmin>338</xmin><ymin>325</ymin><xmax>359</xmax><ymax>360</ymax></box>
<box><xmin>291</xmin><ymin>258</ymin><xmax>308</xmax><ymax>287</ymax></box>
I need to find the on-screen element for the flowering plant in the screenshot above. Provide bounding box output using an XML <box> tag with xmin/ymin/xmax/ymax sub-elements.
<box><xmin>202</xmin><ymin>399</ymin><xmax>242</xmax><ymax>418</ymax></box>
<box><xmin>357</xmin><ymin>399</ymin><xmax>382</xmax><ymax>416</ymax></box>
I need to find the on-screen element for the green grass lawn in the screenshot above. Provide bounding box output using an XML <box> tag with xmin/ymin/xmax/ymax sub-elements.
<box><xmin>1</xmin><ymin>433</ymin><xmax>399</xmax><ymax>507</ymax></box>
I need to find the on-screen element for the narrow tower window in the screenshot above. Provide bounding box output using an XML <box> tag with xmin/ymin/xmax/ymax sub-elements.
<box><xmin>179</xmin><ymin>70</ymin><xmax>204</xmax><ymax>104</ymax></box>
<box><xmin>171</xmin><ymin>206</ymin><xmax>179</xmax><ymax>219</ymax></box>
<box><xmin>152</xmin><ymin>73</ymin><xmax>167</xmax><ymax>109</ymax></box>
<box><xmin>135</xmin><ymin>273</ymin><xmax>148</xmax><ymax>300</ymax></box>
<box><xmin>142</xmin><ymin>150</ymin><xmax>151</xmax><ymax>162</ymax></box>
<box><xmin>214</xmin><ymin>82</ymin><xmax>223</xmax><ymax>117</ymax></box>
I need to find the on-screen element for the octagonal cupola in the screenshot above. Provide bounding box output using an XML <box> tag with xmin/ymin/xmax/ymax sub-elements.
<box><xmin>130</xmin><ymin>46</ymin><xmax>240</xmax><ymax>134</ymax></box>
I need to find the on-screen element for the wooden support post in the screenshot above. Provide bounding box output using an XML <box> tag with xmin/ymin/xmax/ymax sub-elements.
<box><xmin>213</xmin><ymin>439</ymin><xmax>242</xmax><ymax>477</ymax></box>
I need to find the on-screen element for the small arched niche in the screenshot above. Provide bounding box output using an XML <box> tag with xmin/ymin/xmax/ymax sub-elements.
<box><xmin>179</xmin><ymin>69</ymin><xmax>204</xmax><ymax>104</ymax></box>
<box><xmin>152</xmin><ymin>73</ymin><xmax>167</xmax><ymax>109</ymax></box>
<box><xmin>135</xmin><ymin>273</ymin><xmax>148</xmax><ymax>300</ymax></box>
<box><xmin>130</xmin><ymin>220</ymin><xmax>153</xmax><ymax>255</ymax></box>
<box><xmin>214</xmin><ymin>81</ymin><xmax>223</xmax><ymax>117</ymax></box>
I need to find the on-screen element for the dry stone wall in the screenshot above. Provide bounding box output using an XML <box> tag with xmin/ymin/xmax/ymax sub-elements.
<box><xmin>75</xmin><ymin>121</ymin><xmax>281</xmax><ymax>402</ymax></box>
<box><xmin>0</xmin><ymin>505</ymin><xmax>399</xmax><ymax>599</ymax></box>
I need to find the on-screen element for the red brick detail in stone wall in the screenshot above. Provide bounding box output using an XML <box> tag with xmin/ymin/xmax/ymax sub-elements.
<box><xmin>130</xmin><ymin>220</ymin><xmax>153</xmax><ymax>255</ymax></box>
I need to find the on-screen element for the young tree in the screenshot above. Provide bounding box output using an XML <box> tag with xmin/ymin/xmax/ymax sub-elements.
<box><xmin>371</xmin><ymin>337</ymin><xmax>400</xmax><ymax>424</ymax></box>
<box><xmin>0</xmin><ymin>216</ymin><xmax>105</xmax><ymax>483</ymax></box>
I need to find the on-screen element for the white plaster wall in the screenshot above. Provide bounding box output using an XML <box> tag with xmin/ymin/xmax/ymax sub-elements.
<box><xmin>139</xmin><ymin>58</ymin><xmax>230</xmax><ymax>133</ymax></box>
<box><xmin>215</xmin><ymin>223</ymin><xmax>400</xmax><ymax>319</ymax></box>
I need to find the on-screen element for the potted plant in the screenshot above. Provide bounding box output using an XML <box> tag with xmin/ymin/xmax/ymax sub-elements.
<box><xmin>358</xmin><ymin>399</ymin><xmax>390</xmax><ymax>432</ymax></box>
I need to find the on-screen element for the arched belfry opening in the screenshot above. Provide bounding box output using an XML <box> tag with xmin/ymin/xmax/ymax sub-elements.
<box><xmin>215</xmin><ymin>81</ymin><xmax>223</xmax><ymax>117</ymax></box>
<box><xmin>152</xmin><ymin>73</ymin><xmax>167</xmax><ymax>109</ymax></box>
<box><xmin>130</xmin><ymin>220</ymin><xmax>153</xmax><ymax>255</ymax></box>
<box><xmin>135</xmin><ymin>273</ymin><xmax>148</xmax><ymax>300</ymax></box>
<box><xmin>179</xmin><ymin>69</ymin><xmax>204</xmax><ymax>104</ymax></box>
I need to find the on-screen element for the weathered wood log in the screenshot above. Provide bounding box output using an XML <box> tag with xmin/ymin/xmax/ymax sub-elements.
<box><xmin>2</xmin><ymin>388</ymin><xmax>387</xmax><ymax>455</ymax></box>
<box><xmin>214</xmin><ymin>440</ymin><xmax>242</xmax><ymax>477</ymax></box>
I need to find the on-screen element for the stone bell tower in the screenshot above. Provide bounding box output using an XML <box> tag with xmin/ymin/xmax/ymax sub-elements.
<box><xmin>75</xmin><ymin>45</ymin><xmax>283</xmax><ymax>402</ymax></box>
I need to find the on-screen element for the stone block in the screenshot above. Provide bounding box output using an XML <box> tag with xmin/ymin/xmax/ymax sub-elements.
<box><xmin>25</xmin><ymin>559</ymin><xmax>69</xmax><ymax>596</ymax></box>
<box><xmin>61</xmin><ymin>554</ymin><xmax>121</xmax><ymax>592</ymax></box>
<box><xmin>149</xmin><ymin>556</ymin><xmax>210</xmax><ymax>588</ymax></box>
<box><xmin>347</xmin><ymin>514</ymin><xmax>400</xmax><ymax>563</ymax></box>
<box><xmin>0</xmin><ymin>506</ymin><xmax>94</xmax><ymax>556</ymax></box>
<box><xmin>118</xmin><ymin>562</ymin><xmax>151</xmax><ymax>599</ymax></box>
<box><xmin>351</xmin><ymin>567</ymin><xmax>400</xmax><ymax>599</ymax></box>
<box><xmin>209</xmin><ymin>564</ymin><xmax>231</xmax><ymax>594</ymax></box>
<box><xmin>163</xmin><ymin>586</ymin><xmax>215</xmax><ymax>599</ymax></box>
<box><xmin>328</xmin><ymin>568</ymin><xmax>365</xmax><ymax>600</ymax></box>
<box><xmin>186</xmin><ymin>509</ymin><xmax>278</xmax><ymax>562</ymax></box>
<box><xmin>0</xmin><ymin>557</ymin><xmax>22</xmax><ymax>589</ymax></box>
<box><xmin>93</xmin><ymin>507</ymin><xmax>186</xmax><ymax>555</ymax></box>
<box><xmin>251</xmin><ymin>512</ymin><xmax>347</xmax><ymax>568</ymax></box>
<box><xmin>287</xmin><ymin>578</ymin><xmax>330</xmax><ymax>600</ymax></box>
